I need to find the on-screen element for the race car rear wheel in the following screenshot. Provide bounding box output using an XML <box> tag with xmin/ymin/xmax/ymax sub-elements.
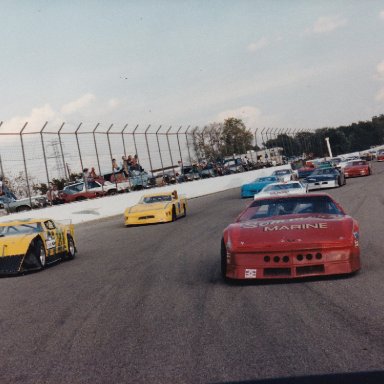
<box><xmin>66</xmin><ymin>235</ymin><xmax>76</xmax><ymax>260</ymax></box>
<box><xmin>182</xmin><ymin>204</ymin><xmax>186</xmax><ymax>217</ymax></box>
<box><xmin>220</xmin><ymin>239</ymin><xmax>228</xmax><ymax>280</ymax></box>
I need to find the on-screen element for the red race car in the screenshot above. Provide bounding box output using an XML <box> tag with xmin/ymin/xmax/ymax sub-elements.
<box><xmin>376</xmin><ymin>150</ymin><xmax>384</xmax><ymax>161</ymax></box>
<box><xmin>221</xmin><ymin>193</ymin><xmax>360</xmax><ymax>280</ymax></box>
<box><xmin>343</xmin><ymin>160</ymin><xmax>371</xmax><ymax>178</ymax></box>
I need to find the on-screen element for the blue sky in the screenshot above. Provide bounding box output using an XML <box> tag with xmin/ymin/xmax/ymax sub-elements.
<box><xmin>1</xmin><ymin>0</ymin><xmax>384</xmax><ymax>134</ymax></box>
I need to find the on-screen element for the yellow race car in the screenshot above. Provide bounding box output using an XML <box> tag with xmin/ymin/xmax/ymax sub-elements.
<box><xmin>124</xmin><ymin>190</ymin><xmax>187</xmax><ymax>225</ymax></box>
<box><xmin>0</xmin><ymin>218</ymin><xmax>76</xmax><ymax>275</ymax></box>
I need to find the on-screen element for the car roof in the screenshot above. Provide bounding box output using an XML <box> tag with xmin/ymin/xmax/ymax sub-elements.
<box><xmin>142</xmin><ymin>192</ymin><xmax>174</xmax><ymax>198</ymax></box>
<box><xmin>0</xmin><ymin>218</ymin><xmax>51</xmax><ymax>226</ymax></box>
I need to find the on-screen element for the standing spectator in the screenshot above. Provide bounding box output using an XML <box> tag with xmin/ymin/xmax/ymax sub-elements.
<box><xmin>89</xmin><ymin>167</ymin><xmax>97</xmax><ymax>180</ymax></box>
<box><xmin>121</xmin><ymin>156</ymin><xmax>129</xmax><ymax>177</ymax></box>
<box><xmin>112</xmin><ymin>159</ymin><xmax>121</xmax><ymax>173</ymax></box>
<box><xmin>0</xmin><ymin>176</ymin><xmax>3</xmax><ymax>196</ymax></box>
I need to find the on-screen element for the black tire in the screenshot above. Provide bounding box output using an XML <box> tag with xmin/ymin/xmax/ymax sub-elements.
<box><xmin>107</xmin><ymin>189</ymin><xmax>117</xmax><ymax>195</ymax></box>
<box><xmin>221</xmin><ymin>239</ymin><xmax>228</xmax><ymax>281</ymax></box>
<box><xmin>182</xmin><ymin>204</ymin><xmax>186</xmax><ymax>218</ymax></box>
<box><xmin>35</xmin><ymin>238</ymin><xmax>46</xmax><ymax>269</ymax></box>
<box><xmin>337</xmin><ymin>176</ymin><xmax>342</xmax><ymax>187</ymax></box>
<box><xmin>66</xmin><ymin>235</ymin><xmax>76</xmax><ymax>260</ymax></box>
<box><xmin>171</xmin><ymin>206</ymin><xmax>177</xmax><ymax>222</ymax></box>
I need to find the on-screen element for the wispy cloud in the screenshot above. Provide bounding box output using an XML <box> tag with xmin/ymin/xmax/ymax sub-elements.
<box><xmin>247</xmin><ymin>37</ymin><xmax>269</xmax><ymax>52</ymax></box>
<box><xmin>61</xmin><ymin>93</ymin><xmax>96</xmax><ymax>115</ymax></box>
<box><xmin>3</xmin><ymin>104</ymin><xmax>57</xmax><ymax>133</ymax></box>
<box><xmin>310</xmin><ymin>15</ymin><xmax>347</xmax><ymax>34</ymax></box>
<box><xmin>375</xmin><ymin>87</ymin><xmax>384</xmax><ymax>102</ymax></box>
<box><xmin>216</xmin><ymin>106</ymin><xmax>277</xmax><ymax>128</ymax></box>
<box><xmin>376</xmin><ymin>60</ymin><xmax>384</xmax><ymax>80</ymax></box>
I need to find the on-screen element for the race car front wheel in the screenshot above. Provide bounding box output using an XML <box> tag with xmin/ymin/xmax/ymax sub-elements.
<box><xmin>182</xmin><ymin>204</ymin><xmax>186</xmax><ymax>217</ymax></box>
<box><xmin>35</xmin><ymin>239</ymin><xmax>46</xmax><ymax>269</ymax></box>
<box><xmin>171</xmin><ymin>206</ymin><xmax>177</xmax><ymax>222</ymax></box>
<box><xmin>66</xmin><ymin>235</ymin><xmax>76</xmax><ymax>260</ymax></box>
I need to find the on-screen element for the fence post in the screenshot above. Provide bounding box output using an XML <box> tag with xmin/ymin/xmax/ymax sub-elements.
<box><xmin>121</xmin><ymin>124</ymin><xmax>128</xmax><ymax>157</ymax></box>
<box><xmin>144</xmin><ymin>125</ymin><xmax>154</xmax><ymax>176</ymax></box>
<box><xmin>19</xmin><ymin>122</ymin><xmax>33</xmax><ymax>206</ymax></box>
<box><xmin>75</xmin><ymin>123</ymin><xmax>84</xmax><ymax>172</ymax></box>
<box><xmin>185</xmin><ymin>125</ymin><xmax>193</xmax><ymax>166</ymax></box>
<box><xmin>106</xmin><ymin>124</ymin><xmax>118</xmax><ymax>189</ymax></box>
<box><xmin>40</xmin><ymin>121</ymin><xmax>50</xmax><ymax>187</ymax></box>
<box><xmin>92</xmin><ymin>123</ymin><xmax>102</xmax><ymax>176</ymax></box>
<box><xmin>176</xmin><ymin>126</ymin><xmax>183</xmax><ymax>170</ymax></box>
<box><xmin>155</xmin><ymin>125</ymin><xmax>165</xmax><ymax>179</ymax></box>
<box><xmin>165</xmin><ymin>126</ymin><xmax>176</xmax><ymax>178</ymax></box>
<box><xmin>58</xmin><ymin>123</ymin><xmax>69</xmax><ymax>180</ymax></box>
<box><xmin>132</xmin><ymin>124</ymin><xmax>144</xmax><ymax>188</ymax></box>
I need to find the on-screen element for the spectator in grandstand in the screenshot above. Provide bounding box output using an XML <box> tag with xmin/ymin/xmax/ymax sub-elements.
<box><xmin>47</xmin><ymin>183</ymin><xmax>62</xmax><ymax>205</ymax></box>
<box><xmin>112</xmin><ymin>158</ymin><xmax>121</xmax><ymax>173</ymax></box>
<box><xmin>89</xmin><ymin>167</ymin><xmax>98</xmax><ymax>180</ymax></box>
<box><xmin>121</xmin><ymin>156</ymin><xmax>129</xmax><ymax>177</ymax></box>
<box><xmin>83</xmin><ymin>168</ymin><xmax>90</xmax><ymax>189</ymax></box>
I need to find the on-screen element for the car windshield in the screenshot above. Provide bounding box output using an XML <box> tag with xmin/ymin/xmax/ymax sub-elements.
<box><xmin>238</xmin><ymin>196</ymin><xmax>343</xmax><ymax>221</ymax></box>
<box><xmin>64</xmin><ymin>184</ymin><xmax>84</xmax><ymax>194</ymax></box>
<box><xmin>348</xmin><ymin>161</ymin><xmax>366</xmax><ymax>166</ymax></box>
<box><xmin>311</xmin><ymin>168</ymin><xmax>336</xmax><ymax>175</ymax></box>
<box><xmin>263</xmin><ymin>183</ymin><xmax>302</xmax><ymax>191</ymax></box>
<box><xmin>256</xmin><ymin>177</ymin><xmax>276</xmax><ymax>182</ymax></box>
<box><xmin>273</xmin><ymin>170</ymin><xmax>290</xmax><ymax>175</ymax></box>
<box><xmin>0</xmin><ymin>223</ymin><xmax>43</xmax><ymax>237</ymax></box>
<box><xmin>140</xmin><ymin>195</ymin><xmax>172</xmax><ymax>203</ymax></box>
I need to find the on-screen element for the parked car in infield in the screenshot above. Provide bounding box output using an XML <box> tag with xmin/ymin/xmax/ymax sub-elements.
<box><xmin>343</xmin><ymin>160</ymin><xmax>372</xmax><ymax>178</ymax></box>
<box><xmin>221</xmin><ymin>193</ymin><xmax>360</xmax><ymax>281</ymax></box>
<box><xmin>255</xmin><ymin>181</ymin><xmax>308</xmax><ymax>199</ymax></box>
<box><xmin>305</xmin><ymin>167</ymin><xmax>345</xmax><ymax>190</ymax></box>
<box><xmin>124</xmin><ymin>190</ymin><xmax>187</xmax><ymax>226</ymax></box>
<box><xmin>271</xmin><ymin>168</ymin><xmax>297</xmax><ymax>182</ymax></box>
<box><xmin>240</xmin><ymin>176</ymin><xmax>280</xmax><ymax>198</ymax></box>
<box><xmin>0</xmin><ymin>218</ymin><xmax>76</xmax><ymax>275</ymax></box>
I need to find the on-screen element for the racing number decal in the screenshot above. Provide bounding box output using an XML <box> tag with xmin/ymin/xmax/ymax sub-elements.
<box><xmin>56</xmin><ymin>229</ymin><xmax>65</xmax><ymax>251</ymax></box>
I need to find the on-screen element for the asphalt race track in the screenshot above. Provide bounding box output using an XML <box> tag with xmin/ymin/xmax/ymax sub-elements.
<box><xmin>1</xmin><ymin>163</ymin><xmax>384</xmax><ymax>384</ymax></box>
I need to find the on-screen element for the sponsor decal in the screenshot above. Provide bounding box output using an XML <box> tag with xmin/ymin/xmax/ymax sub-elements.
<box><xmin>264</xmin><ymin>223</ymin><xmax>328</xmax><ymax>231</ymax></box>
<box><xmin>242</xmin><ymin>218</ymin><xmax>329</xmax><ymax>229</ymax></box>
<box><xmin>245</xmin><ymin>269</ymin><xmax>257</xmax><ymax>278</ymax></box>
<box><xmin>46</xmin><ymin>239</ymin><xmax>56</xmax><ymax>249</ymax></box>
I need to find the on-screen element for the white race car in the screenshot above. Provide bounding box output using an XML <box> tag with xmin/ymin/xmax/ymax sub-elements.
<box><xmin>255</xmin><ymin>181</ymin><xmax>308</xmax><ymax>199</ymax></box>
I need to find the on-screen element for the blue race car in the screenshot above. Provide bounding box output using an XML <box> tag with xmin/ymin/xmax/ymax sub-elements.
<box><xmin>240</xmin><ymin>176</ymin><xmax>280</xmax><ymax>198</ymax></box>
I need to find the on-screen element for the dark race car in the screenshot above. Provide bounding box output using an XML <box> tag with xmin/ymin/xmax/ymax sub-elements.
<box><xmin>221</xmin><ymin>193</ymin><xmax>360</xmax><ymax>280</ymax></box>
<box><xmin>305</xmin><ymin>167</ymin><xmax>345</xmax><ymax>190</ymax></box>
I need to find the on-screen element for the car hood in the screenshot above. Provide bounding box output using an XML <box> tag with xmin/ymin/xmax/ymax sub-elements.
<box><xmin>227</xmin><ymin>215</ymin><xmax>354</xmax><ymax>251</ymax></box>
<box><xmin>242</xmin><ymin>181</ymin><xmax>270</xmax><ymax>190</ymax></box>
<box><xmin>0</xmin><ymin>233</ymin><xmax>38</xmax><ymax>256</ymax></box>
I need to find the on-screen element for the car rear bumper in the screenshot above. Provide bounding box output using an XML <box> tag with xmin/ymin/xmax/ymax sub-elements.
<box><xmin>307</xmin><ymin>179</ymin><xmax>338</xmax><ymax>190</ymax></box>
<box><xmin>125</xmin><ymin>214</ymin><xmax>172</xmax><ymax>226</ymax></box>
<box><xmin>225</xmin><ymin>249</ymin><xmax>360</xmax><ymax>280</ymax></box>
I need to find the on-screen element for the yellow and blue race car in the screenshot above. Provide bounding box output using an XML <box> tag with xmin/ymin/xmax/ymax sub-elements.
<box><xmin>0</xmin><ymin>218</ymin><xmax>76</xmax><ymax>275</ymax></box>
<box><xmin>124</xmin><ymin>190</ymin><xmax>187</xmax><ymax>225</ymax></box>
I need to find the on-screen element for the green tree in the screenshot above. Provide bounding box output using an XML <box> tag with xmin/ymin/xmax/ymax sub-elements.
<box><xmin>220</xmin><ymin>118</ymin><xmax>253</xmax><ymax>157</ymax></box>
